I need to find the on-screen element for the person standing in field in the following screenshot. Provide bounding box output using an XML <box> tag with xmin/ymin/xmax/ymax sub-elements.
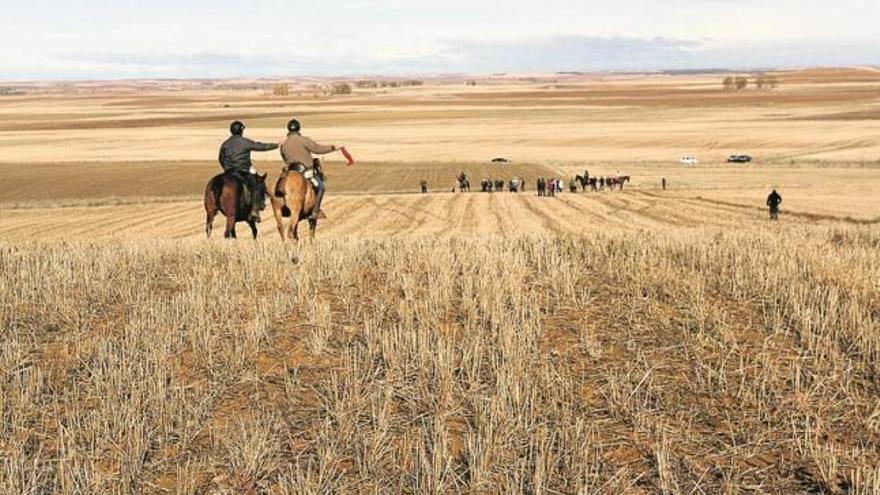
<box><xmin>662</xmin><ymin>177</ymin><xmax>667</xmax><ymax>190</ymax></box>
<box><xmin>767</xmin><ymin>189</ymin><xmax>782</xmax><ymax>220</ymax></box>
<box><xmin>280</xmin><ymin>119</ymin><xmax>343</xmax><ymax>220</ymax></box>
<box><xmin>218</xmin><ymin>120</ymin><xmax>279</xmax><ymax>221</ymax></box>
<box><xmin>420</xmin><ymin>180</ymin><xmax>428</xmax><ymax>194</ymax></box>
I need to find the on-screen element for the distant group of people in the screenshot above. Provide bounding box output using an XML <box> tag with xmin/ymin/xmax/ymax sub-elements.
<box><xmin>447</xmin><ymin>173</ymin><xmax>525</xmax><ymax>193</ymax></box>
<box><xmin>479</xmin><ymin>177</ymin><xmax>523</xmax><ymax>192</ymax></box>
<box><xmin>436</xmin><ymin>171</ymin><xmax>785</xmax><ymax>221</ymax></box>
<box><xmin>536</xmin><ymin>177</ymin><xmax>565</xmax><ymax>196</ymax></box>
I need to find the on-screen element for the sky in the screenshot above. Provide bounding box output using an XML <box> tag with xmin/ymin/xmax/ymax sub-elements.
<box><xmin>1</xmin><ymin>0</ymin><xmax>878</xmax><ymax>80</ymax></box>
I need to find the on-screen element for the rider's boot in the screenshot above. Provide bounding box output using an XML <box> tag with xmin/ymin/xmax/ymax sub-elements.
<box><xmin>245</xmin><ymin>173</ymin><xmax>261</xmax><ymax>222</ymax></box>
<box><xmin>308</xmin><ymin>178</ymin><xmax>326</xmax><ymax>220</ymax></box>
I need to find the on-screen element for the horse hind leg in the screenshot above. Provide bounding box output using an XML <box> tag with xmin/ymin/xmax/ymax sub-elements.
<box><xmin>224</xmin><ymin>215</ymin><xmax>236</xmax><ymax>239</ymax></box>
<box><xmin>248</xmin><ymin>219</ymin><xmax>258</xmax><ymax>240</ymax></box>
<box><xmin>205</xmin><ymin>210</ymin><xmax>217</xmax><ymax>238</ymax></box>
<box><xmin>271</xmin><ymin>199</ymin><xmax>287</xmax><ymax>241</ymax></box>
<box><xmin>308</xmin><ymin>219</ymin><xmax>317</xmax><ymax>241</ymax></box>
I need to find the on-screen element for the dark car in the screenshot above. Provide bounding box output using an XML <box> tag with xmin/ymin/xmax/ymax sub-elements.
<box><xmin>727</xmin><ymin>154</ymin><xmax>752</xmax><ymax>163</ymax></box>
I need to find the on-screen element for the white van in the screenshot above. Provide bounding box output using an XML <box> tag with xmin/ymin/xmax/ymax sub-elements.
<box><xmin>680</xmin><ymin>155</ymin><xmax>698</xmax><ymax>165</ymax></box>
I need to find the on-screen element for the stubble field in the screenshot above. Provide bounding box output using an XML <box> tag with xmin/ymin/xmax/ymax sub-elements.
<box><xmin>1</xmin><ymin>69</ymin><xmax>879</xmax><ymax>493</ymax></box>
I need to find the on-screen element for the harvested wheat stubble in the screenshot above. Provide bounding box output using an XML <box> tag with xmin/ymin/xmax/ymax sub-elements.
<box><xmin>1</xmin><ymin>225</ymin><xmax>878</xmax><ymax>494</ymax></box>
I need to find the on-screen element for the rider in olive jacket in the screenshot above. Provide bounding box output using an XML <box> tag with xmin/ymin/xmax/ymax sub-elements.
<box><xmin>280</xmin><ymin>119</ymin><xmax>341</xmax><ymax>220</ymax></box>
<box><xmin>218</xmin><ymin>121</ymin><xmax>278</xmax><ymax>220</ymax></box>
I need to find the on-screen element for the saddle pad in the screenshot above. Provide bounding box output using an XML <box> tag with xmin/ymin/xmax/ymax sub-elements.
<box><xmin>302</xmin><ymin>169</ymin><xmax>320</xmax><ymax>189</ymax></box>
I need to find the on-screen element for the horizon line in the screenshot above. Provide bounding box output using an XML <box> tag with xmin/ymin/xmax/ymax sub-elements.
<box><xmin>3</xmin><ymin>64</ymin><xmax>878</xmax><ymax>85</ymax></box>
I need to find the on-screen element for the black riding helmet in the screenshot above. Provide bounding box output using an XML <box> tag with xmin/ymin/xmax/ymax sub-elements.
<box><xmin>230</xmin><ymin>120</ymin><xmax>245</xmax><ymax>135</ymax></box>
<box><xmin>287</xmin><ymin>118</ymin><xmax>301</xmax><ymax>133</ymax></box>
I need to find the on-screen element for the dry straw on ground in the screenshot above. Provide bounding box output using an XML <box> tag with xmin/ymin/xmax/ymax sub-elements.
<box><xmin>2</xmin><ymin>225</ymin><xmax>878</xmax><ymax>494</ymax></box>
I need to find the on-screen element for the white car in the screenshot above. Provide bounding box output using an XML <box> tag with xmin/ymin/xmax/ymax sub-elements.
<box><xmin>680</xmin><ymin>155</ymin><xmax>698</xmax><ymax>165</ymax></box>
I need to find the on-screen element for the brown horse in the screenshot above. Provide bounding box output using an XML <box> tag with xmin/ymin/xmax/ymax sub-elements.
<box><xmin>204</xmin><ymin>172</ymin><xmax>268</xmax><ymax>239</ymax></box>
<box><xmin>606</xmin><ymin>176</ymin><xmax>631</xmax><ymax>191</ymax></box>
<box><xmin>270</xmin><ymin>165</ymin><xmax>319</xmax><ymax>241</ymax></box>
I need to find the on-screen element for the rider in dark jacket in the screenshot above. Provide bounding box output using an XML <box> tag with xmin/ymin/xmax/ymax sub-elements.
<box><xmin>766</xmin><ymin>189</ymin><xmax>782</xmax><ymax>220</ymax></box>
<box><xmin>218</xmin><ymin>121</ymin><xmax>278</xmax><ymax>220</ymax></box>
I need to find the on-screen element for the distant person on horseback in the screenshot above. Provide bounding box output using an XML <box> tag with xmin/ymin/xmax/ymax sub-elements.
<box><xmin>767</xmin><ymin>189</ymin><xmax>782</xmax><ymax>220</ymax></box>
<box><xmin>280</xmin><ymin>119</ymin><xmax>342</xmax><ymax>220</ymax></box>
<box><xmin>456</xmin><ymin>171</ymin><xmax>470</xmax><ymax>192</ymax></box>
<box><xmin>218</xmin><ymin>120</ymin><xmax>278</xmax><ymax>221</ymax></box>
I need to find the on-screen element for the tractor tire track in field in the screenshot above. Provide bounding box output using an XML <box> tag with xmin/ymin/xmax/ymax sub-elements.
<box><xmin>642</xmin><ymin>191</ymin><xmax>880</xmax><ymax>226</ymax></box>
<box><xmin>2</xmin><ymin>191</ymin><xmax>871</xmax><ymax>242</ymax></box>
<box><xmin>595</xmin><ymin>192</ymin><xmax>714</xmax><ymax>228</ymax></box>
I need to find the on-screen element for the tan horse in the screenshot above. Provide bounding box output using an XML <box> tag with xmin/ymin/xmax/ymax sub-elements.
<box><xmin>270</xmin><ymin>165</ymin><xmax>320</xmax><ymax>241</ymax></box>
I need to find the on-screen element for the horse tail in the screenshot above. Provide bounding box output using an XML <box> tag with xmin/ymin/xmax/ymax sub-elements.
<box><xmin>205</xmin><ymin>174</ymin><xmax>224</xmax><ymax>211</ymax></box>
<box><xmin>274</xmin><ymin>172</ymin><xmax>288</xmax><ymax>204</ymax></box>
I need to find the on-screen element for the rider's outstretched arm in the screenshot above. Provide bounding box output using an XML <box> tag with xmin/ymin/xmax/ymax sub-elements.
<box><xmin>304</xmin><ymin>137</ymin><xmax>336</xmax><ymax>155</ymax></box>
<box><xmin>245</xmin><ymin>138</ymin><xmax>279</xmax><ymax>152</ymax></box>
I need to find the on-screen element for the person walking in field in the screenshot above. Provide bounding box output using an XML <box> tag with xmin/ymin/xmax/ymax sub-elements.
<box><xmin>280</xmin><ymin>119</ymin><xmax>344</xmax><ymax>220</ymax></box>
<box><xmin>767</xmin><ymin>189</ymin><xmax>782</xmax><ymax>220</ymax></box>
<box><xmin>218</xmin><ymin>120</ymin><xmax>279</xmax><ymax>221</ymax></box>
<box><xmin>420</xmin><ymin>180</ymin><xmax>428</xmax><ymax>194</ymax></box>
<box><xmin>662</xmin><ymin>177</ymin><xmax>667</xmax><ymax>190</ymax></box>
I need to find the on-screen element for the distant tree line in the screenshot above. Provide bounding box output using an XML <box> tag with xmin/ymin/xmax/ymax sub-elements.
<box><xmin>722</xmin><ymin>75</ymin><xmax>780</xmax><ymax>91</ymax></box>
<box><xmin>261</xmin><ymin>79</ymin><xmax>426</xmax><ymax>97</ymax></box>
<box><xmin>354</xmin><ymin>80</ymin><xmax>424</xmax><ymax>89</ymax></box>
<box><xmin>331</xmin><ymin>83</ymin><xmax>353</xmax><ymax>95</ymax></box>
<box><xmin>0</xmin><ymin>87</ymin><xmax>27</xmax><ymax>96</ymax></box>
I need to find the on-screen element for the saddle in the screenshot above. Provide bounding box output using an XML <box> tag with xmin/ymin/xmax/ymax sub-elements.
<box><xmin>284</xmin><ymin>160</ymin><xmax>323</xmax><ymax>189</ymax></box>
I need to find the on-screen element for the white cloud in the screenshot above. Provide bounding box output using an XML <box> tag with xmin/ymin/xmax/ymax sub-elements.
<box><xmin>1</xmin><ymin>1</ymin><xmax>879</xmax><ymax>79</ymax></box>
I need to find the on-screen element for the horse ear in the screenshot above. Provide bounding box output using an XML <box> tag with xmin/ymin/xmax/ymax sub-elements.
<box><xmin>260</xmin><ymin>172</ymin><xmax>267</xmax><ymax>180</ymax></box>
